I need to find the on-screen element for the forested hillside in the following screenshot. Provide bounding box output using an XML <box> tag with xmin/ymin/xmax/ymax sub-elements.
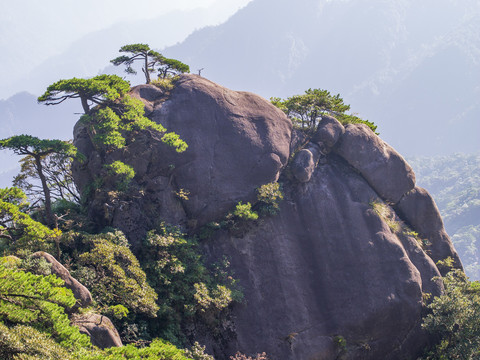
<box><xmin>409</xmin><ymin>154</ymin><xmax>480</xmax><ymax>279</ymax></box>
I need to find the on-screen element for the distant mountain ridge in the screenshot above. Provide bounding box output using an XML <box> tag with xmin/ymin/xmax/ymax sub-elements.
<box><xmin>164</xmin><ymin>0</ymin><xmax>480</xmax><ymax>156</ymax></box>
<box><xmin>0</xmin><ymin>3</ymin><xmax>251</xmax><ymax>100</ymax></box>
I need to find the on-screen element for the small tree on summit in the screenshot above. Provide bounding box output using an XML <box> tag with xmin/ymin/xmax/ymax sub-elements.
<box><xmin>156</xmin><ymin>56</ymin><xmax>190</xmax><ymax>79</ymax></box>
<box><xmin>271</xmin><ymin>88</ymin><xmax>377</xmax><ymax>133</ymax></box>
<box><xmin>111</xmin><ymin>43</ymin><xmax>190</xmax><ymax>83</ymax></box>
<box><xmin>38</xmin><ymin>74</ymin><xmax>130</xmax><ymax>114</ymax></box>
<box><xmin>111</xmin><ymin>43</ymin><xmax>162</xmax><ymax>84</ymax></box>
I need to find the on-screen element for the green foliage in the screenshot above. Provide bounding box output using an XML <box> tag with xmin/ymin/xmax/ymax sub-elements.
<box><xmin>142</xmin><ymin>224</ymin><xmax>239</xmax><ymax>344</ymax></box>
<box><xmin>156</xmin><ymin>57</ymin><xmax>190</xmax><ymax>79</ymax></box>
<box><xmin>369</xmin><ymin>199</ymin><xmax>429</xmax><ymax>248</ymax></box>
<box><xmin>193</xmin><ymin>282</ymin><xmax>233</xmax><ymax>312</ymax></box>
<box><xmin>232</xmin><ymin>202</ymin><xmax>258</xmax><ymax>221</ymax></box>
<box><xmin>151</xmin><ymin>77</ymin><xmax>177</xmax><ymax>92</ymax></box>
<box><xmin>162</xmin><ymin>132</ymin><xmax>189</xmax><ymax>153</ymax></box>
<box><xmin>111</xmin><ymin>43</ymin><xmax>190</xmax><ymax>84</ymax></box>
<box><xmin>230</xmin><ymin>352</ymin><xmax>269</xmax><ymax>360</ymax></box>
<box><xmin>81</xmin><ymin>338</ymin><xmax>191</xmax><ymax>360</ymax></box>
<box><xmin>105</xmin><ymin>161</ymin><xmax>135</xmax><ymax>191</ymax></box>
<box><xmin>408</xmin><ymin>154</ymin><xmax>480</xmax><ymax>280</ymax></box>
<box><xmin>335</xmin><ymin>113</ymin><xmax>377</xmax><ymax>134</ymax></box>
<box><xmin>174</xmin><ymin>189</ymin><xmax>190</xmax><ymax>201</ymax></box>
<box><xmin>370</xmin><ymin>200</ymin><xmax>401</xmax><ymax>233</ymax></box>
<box><xmin>90</xmin><ymin>107</ymin><xmax>125</xmax><ymax>148</ymax></box>
<box><xmin>184</xmin><ymin>342</ymin><xmax>215</xmax><ymax>360</ymax></box>
<box><xmin>106</xmin><ymin>304</ymin><xmax>130</xmax><ymax>320</ymax></box>
<box><xmin>421</xmin><ymin>261</ymin><xmax>480</xmax><ymax>359</ymax></box>
<box><xmin>256</xmin><ymin>182</ymin><xmax>283</xmax><ymax>215</ymax></box>
<box><xmin>271</xmin><ymin>89</ymin><xmax>377</xmax><ymax>133</ymax></box>
<box><xmin>73</xmin><ymin>231</ymin><xmax>159</xmax><ymax>318</ymax></box>
<box><xmin>0</xmin><ymin>135</ymin><xmax>77</xmax><ymax>158</ymax></box>
<box><xmin>38</xmin><ymin>75</ymin><xmax>130</xmax><ymax>114</ymax></box>
<box><xmin>111</xmin><ymin>43</ymin><xmax>162</xmax><ymax>84</ymax></box>
<box><xmin>0</xmin><ymin>322</ymin><xmax>75</xmax><ymax>360</ymax></box>
<box><xmin>0</xmin><ymin>187</ymin><xmax>60</xmax><ymax>254</ymax></box>
<box><xmin>0</xmin><ymin>261</ymin><xmax>91</xmax><ymax>350</ymax></box>
<box><xmin>13</xmin><ymin>146</ymin><xmax>81</xmax><ymax>207</ymax></box>
<box><xmin>333</xmin><ymin>335</ymin><xmax>347</xmax><ymax>349</ymax></box>
<box><xmin>82</xmin><ymin>94</ymin><xmax>187</xmax><ymax>155</ymax></box>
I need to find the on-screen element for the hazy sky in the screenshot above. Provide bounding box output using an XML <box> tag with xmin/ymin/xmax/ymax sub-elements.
<box><xmin>0</xmin><ymin>0</ymin><xmax>252</xmax><ymax>99</ymax></box>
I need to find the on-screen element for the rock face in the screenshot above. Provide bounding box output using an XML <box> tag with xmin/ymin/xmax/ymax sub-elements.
<box><xmin>73</xmin><ymin>74</ymin><xmax>291</xmax><ymax>248</ymax></box>
<box><xmin>32</xmin><ymin>251</ymin><xmax>92</xmax><ymax>309</ymax></box>
<box><xmin>73</xmin><ymin>74</ymin><xmax>462</xmax><ymax>359</ymax></box>
<box><xmin>72</xmin><ymin>313</ymin><xmax>122</xmax><ymax>349</ymax></box>
<box><xmin>333</xmin><ymin>124</ymin><xmax>416</xmax><ymax>204</ymax></box>
<box><xmin>395</xmin><ymin>187</ymin><xmax>463</xmax><ymax>273</ymax></box>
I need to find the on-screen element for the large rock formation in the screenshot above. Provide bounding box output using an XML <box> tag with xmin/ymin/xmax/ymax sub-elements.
<box><xmin>73</xmin><ymin>74</ymin><xmax>462</xmax><ymax>359</ymax></box>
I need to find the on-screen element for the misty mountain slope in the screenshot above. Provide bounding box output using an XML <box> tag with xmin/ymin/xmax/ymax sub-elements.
<box><xmin>164</xmin><ymin>0</ymin><xmax>480</xmax><ymax>155</ymax></box>
<box><xmin>409</xmin><ymin>154</ymin><xmax>480</xmax><ymax>280</ymax></box>
<box><xmin>2</xmin><ymin>3</ymin><xmax>250</xmax><ymax>99</ymax></box>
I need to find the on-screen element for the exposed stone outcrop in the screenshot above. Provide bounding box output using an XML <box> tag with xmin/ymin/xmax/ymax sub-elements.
<box><xmin>72</xmin><ymin>313</ymin><xmax>122</xmax><ymax>349</ymax></box>
<box><xmin>333</xmin><ymin>123</ymin><xmax>416</xmax><ymax>204</ymax></box>
<box><xmin>73</xmin><ymin>74</ymin><xmax>462</xmax><ymax>359</ymax></box>
<box><xmin>395</xmin><ymin>187</ymin><xmax>463</xmax><ymax>272</ymax></box>
<box><xmin>311</xmin><ymin>114</ymin><xmax>345</xmax><ymax>150</ymax></box>
<box><xmin>290</xmin><ymin>143</ymin><xmax>321</xmax><ymax>182</ymax></box>
<box><xmin>199</xmin><ymin>158</ymin><xmax>444</xmax><ymax>360</ymax></box>
<box><xmin>148</xmin><ymin>75</ymin><xmax>292</xmax><ymax>226</ymax></box>
<box><xmin>32</xmin><ymin>251</ymin><xmax>92</xmax><ymax>309</ymax></box>
<box><xmin>291</xmin><ymin>116</ymin><xmax>344</xmax><ymax>182</ymax></box>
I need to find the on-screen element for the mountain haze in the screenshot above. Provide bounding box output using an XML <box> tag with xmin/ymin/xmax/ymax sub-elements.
<box><xmin>0</xmin><ymin>1</ymin><xmax>252</xmax><ymax>99</ymax></box>
<box><xmin>164</xmin><ymin>0</ymin><xmax>480</xmax><ymax>156</ymax></box>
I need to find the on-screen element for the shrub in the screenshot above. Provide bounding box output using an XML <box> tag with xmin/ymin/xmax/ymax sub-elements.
<box><xmin>105</xmin><ymin>160</ymin><xmax>135</xmax><ymax>191</ymax></box>
<box><xmin>151</xmin><ymin>76</ymin><xmax>177</xmax><ymax>92</ymax></box>
<box><xmin>142</xmin><ymin>224</ymin><xmax>240</xmax><ymax>344</ymax></box>
<box><xmin>80</xmin><ymin>338</ymin><xmax>190</xmax><ymax>360</ymax></box>
<box><xmin>74</xmin><ymin>231</ymin><xmax>159</xmax><ymax>318</ymax></box>
<box><xmin>0</xmin><ymin>187</ymin><xmax>60</xmax><ymax>255</ymax></box>
<box><xmin>233</xmin><ymin>202</ymin><xmax>258</xmax><ymax>221</ymax></box>
<box><xmin>185</xmin><ymin>342</ymin><xmax>215</xmax><ymax>360</ymax></box>
<box><xmin>271</xmin><ymin>88</ymin><xmax>377</xmax><ymax>134</ymax></box>
<box><xmin>421</xmin><ymin>259</ymin><xmax>480</xmax><ymax>359</ymax></box>
<box><xmin>0</xmin><ymin>322</ymin><xmax>75</xmax><ymax>360</ymax></box>
<box><xmin>230</xmin><ymin>352</ymin><xmax>269</xmax><ymax>360</ymax></box>
<box><xmin>256</xmin><ymin>182</ymin><xmax>283</xmax><ymax>215</ymax></box>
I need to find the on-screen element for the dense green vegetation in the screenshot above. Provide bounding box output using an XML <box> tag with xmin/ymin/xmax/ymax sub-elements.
<box><xmin>271</xmin><ymin>88</ymin><xmax>377</xmax><ymax>134</ymax></box>
<box><xmin>421</xmin><ymin>258</ymin><xmax>480</xmax><ymax>359</ymax></box>
<box><xmin>408</xmin><ymin>154</ymin><xmax>480</xmax><ymax>280</ymax></box>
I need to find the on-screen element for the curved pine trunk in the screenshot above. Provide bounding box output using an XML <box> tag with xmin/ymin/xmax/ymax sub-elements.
<box><xmin>34</xmin><ymin>155</ymin><xmax>54</xmax><ymax>228</ymax></box>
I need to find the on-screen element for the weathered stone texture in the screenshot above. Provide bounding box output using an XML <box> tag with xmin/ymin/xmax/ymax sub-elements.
<box><xmin>72</xmin><ymin>75</ymin><xmax>463</xmax><ymax>359</ymax></box>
